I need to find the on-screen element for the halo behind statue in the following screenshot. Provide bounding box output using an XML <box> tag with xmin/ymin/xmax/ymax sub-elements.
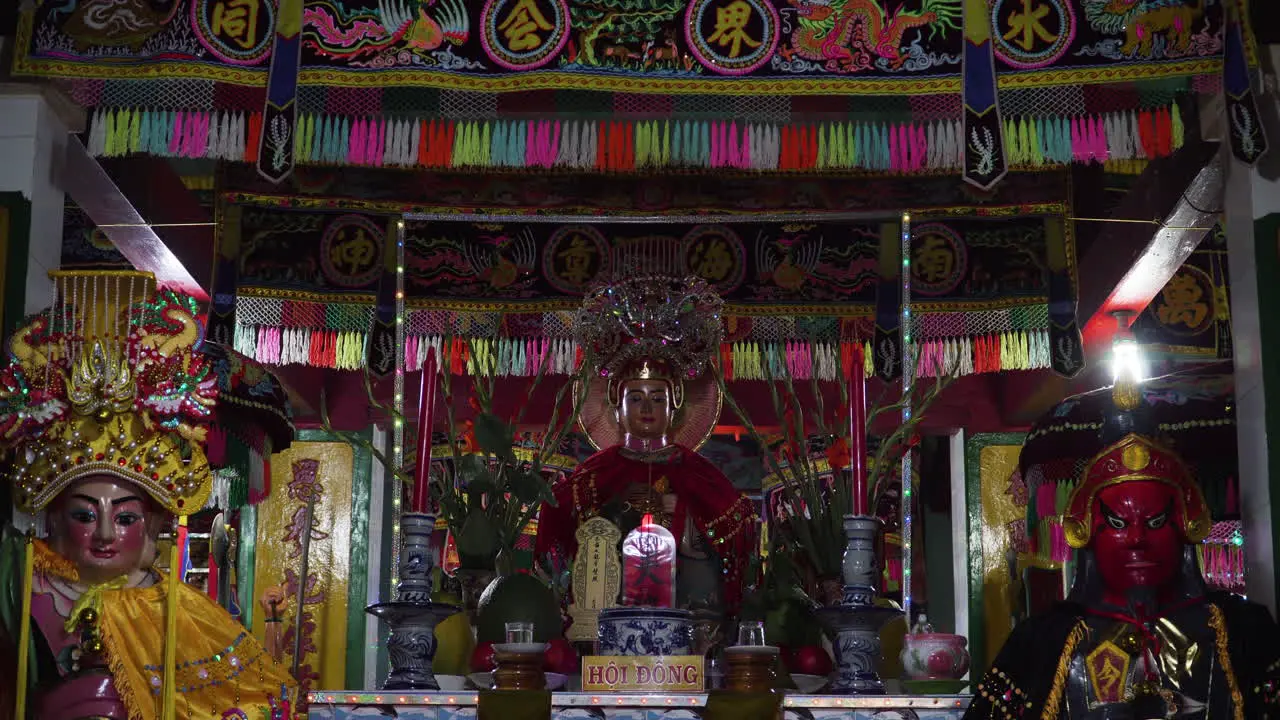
<box><xmin>577</xmin><ymin>374</ymin><xmax>723</xmax><ymax>451</ymax></box>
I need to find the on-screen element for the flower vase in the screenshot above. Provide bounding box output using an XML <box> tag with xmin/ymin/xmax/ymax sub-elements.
<box><xmin>815</xmin><ymin>515</ymin><xmax>900</xmax><ymax>695</ymax></box>
<box><xmin>367</xmin><ymin>512</ymin><xmax>460</xmax><ymax>690</ymax></box>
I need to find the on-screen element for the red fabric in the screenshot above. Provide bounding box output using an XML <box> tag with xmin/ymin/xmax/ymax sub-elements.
<box><xmin>536</xmin><ymin>445</ymin><xmax>757</xmax><ymax>613</ymax></box>
<box><xmin>246</xmin><ymin>113</ymin><xmax>263</xmax><ymax>164</ymax></box>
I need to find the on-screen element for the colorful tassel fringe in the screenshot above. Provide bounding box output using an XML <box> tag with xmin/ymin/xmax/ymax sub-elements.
<box><xmin>85</xmin><ymin>105</ymin><xmax>1186</xmax><ymax>173</ymax></box>
<box><xmin>234</xmin><ymin>322</ymin><xmax>1054</xmax><ymax>380</ymax></box>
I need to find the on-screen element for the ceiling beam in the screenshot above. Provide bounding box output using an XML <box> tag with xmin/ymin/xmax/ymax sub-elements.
<box><xmin>99</xmin><ymin>157</ymin><xmax>215</xmax><ymax>291</ymax></box>
<box><xmin>60</xmin><ymin>137</ymin><xmax>208</xmax><ymax>301</ymax></box>
<box><xmin>1000</xmin><ymin>142</ymin><xmax>1222</xmax><ymax>426</ymax></box>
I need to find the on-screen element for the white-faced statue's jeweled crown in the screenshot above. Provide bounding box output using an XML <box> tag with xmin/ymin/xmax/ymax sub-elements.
<box><xmin>575</xmin><ymin>275</ymin><xmax>725</xmax><ymax>400</ymax></box>
<box><xmin>0</xmin><ymin>271</ymin><xmax>218</xmax><ymax>515</ymax></box>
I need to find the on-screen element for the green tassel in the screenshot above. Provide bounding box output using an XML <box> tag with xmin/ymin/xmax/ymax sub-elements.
<box><xmin>876</xmin><ymin>124</ymin><xmax>888</xmax><ymax>170</ymax></box>
<box><xmin>303</xmin><ymin>114</ymin><xmax>315</xmax><ymax>163</ymax></box>
<box><xmin>638</xmin><ymin>121</ymin><xmax>651</xmax><ymax>167</ymax></box>
<box><xmin>455</xmin><ymin>122</ymin><xmax>469</xmax><ymax>166</ymax></box>
<box><xmin>1171</xmin><ymin>104</ymin><xmax>1184</xmax><ymax>148</ymax></box>
<box><xmin>1030</xmin><ymin>118</ymin><xmax>1043</xmax><ymax>165</ymax></box>
<box><xmin>516</xmin><ymin>120</ymin><xmax>527</xmax><ymax>167</ymax></box>
<box><xmin>318</xmin><ymin>116</ymin><xmax>331</xmax><ymax>164</ymax></box>
<box><xmin>139</xmin><ymin>110</ymin><xmax>153</xmax><ymax>156</ymax></box>
<box><xmin>340</xmin><ymin>117</ymin><xmax>351</xmax><ymax>165</ymax></box>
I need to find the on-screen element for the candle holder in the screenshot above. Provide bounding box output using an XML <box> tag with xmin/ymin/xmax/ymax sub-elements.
<box><xmin>815</xmin><ymin>515</ymin><xmax>899</xmax><ymax>695</ymax></box>
<box><xmin>724</xmin><ymin>646</ymin><xmax>779</xmax><ymax>692</ymax></box>
<box><xmin>492</xmin><ymin>644</ymin><xmax>549</xmax><ymax>691</ymax></box>
<box><xmin>367</xmin><ymin>512</ymin><xmax>460</xmax><ymax>690</ymax></box>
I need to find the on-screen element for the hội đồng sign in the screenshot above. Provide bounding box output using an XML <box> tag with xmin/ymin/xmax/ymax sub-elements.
<box><xmin>581</xmin><ymin>656</ymin><xmax>705</xmax><ymax>693</ymax></box>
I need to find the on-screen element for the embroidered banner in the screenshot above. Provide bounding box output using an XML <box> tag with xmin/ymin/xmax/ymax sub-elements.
<box><xmin>232</xmin><ymin>207</ymin><xmax>1060</xmax><ymax>314</ymax></box>
<box><xmin>15</xmin><ymin>0</ymin><xmax>1239</xmax><ymax>94</ymax></box>
<box><xmin>226</xmin><ymin>205</ymin><xmax>1075</xmax><ymax>376</ymax></box>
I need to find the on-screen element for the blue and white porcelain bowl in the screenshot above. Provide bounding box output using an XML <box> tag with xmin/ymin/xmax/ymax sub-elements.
<box><xmin>597</xmin><ymin>607</ymin><xmax>694</xmax><ymax>657</ymax></box>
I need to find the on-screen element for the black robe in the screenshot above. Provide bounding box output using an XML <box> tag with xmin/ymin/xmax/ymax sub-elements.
<box><xmin>963</xmin><ymin>592</ymin><xmax>1280</xmax><ymax>719</ymax></box>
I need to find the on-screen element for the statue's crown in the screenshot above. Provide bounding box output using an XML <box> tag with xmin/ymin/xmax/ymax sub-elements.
<box><xmin>1</xmin><ymin>271</ymin><xmax>217</xmax><ymax>515</ymax></box>
<box><xmin>574</xmin><ymin>275</ymin><xmax>724</xmax><ymax>382</ymax></box>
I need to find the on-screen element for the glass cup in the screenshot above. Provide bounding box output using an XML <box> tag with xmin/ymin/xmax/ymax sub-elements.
<box><xmin>505</xmin><ymin>621</ymin><xmax>534</xmax><ymax>644</ymax></box>
<box><xmin>736</xmin><ymin>620</ymin><xmax>766</xmax><ymax>647</ymax></box>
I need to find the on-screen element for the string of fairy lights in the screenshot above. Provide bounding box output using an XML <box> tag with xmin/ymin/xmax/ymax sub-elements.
<box><xmin>900</xmin><ymin>211</ymin><xmax>915</xmax><ymax>625</ymax></box>
<box><xmin>390</xmin><ymin>219</ymin><xmax>407</xmax><ymax>599</ymax></box>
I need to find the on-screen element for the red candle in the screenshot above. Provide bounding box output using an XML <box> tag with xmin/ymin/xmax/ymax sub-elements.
<box><xmin>412</xmin><ymin>348</ymin><xmax>438</xmax><ymax>513</ymax></box>
<box><xmin>849</xmin><ymin>344</ymin><xmax>868</xmax><ymax>515</ymax></box>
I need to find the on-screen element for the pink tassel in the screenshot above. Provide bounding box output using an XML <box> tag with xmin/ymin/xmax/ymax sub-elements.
<box><xmin>185</xmin><ymin>113</ymin><xmax>200</xmax><ymax>158</ymax></box>
<box><xmin>375</xmin><ymin>118</ymin><xmax>387</xmax><ymax>166</ymax></box>
<box><xmin>542</xmin><ymin>120</ymin><xmax>555</xmax><ymax>167</ymax></box>
<box><xmin>904</xmin><ymin>124</ymin><xmax>915</xmax><ymax>170</ymax></box>
<box><xmin>727</xmin><ymin>122</ymin><xmax>741</xmax><ymax>168</ymax></box>
<box><xmin>406</xmin><ymin>336</ymin><xmax>418</xmax><ymax>371</ymax></box>
<box><xmin>351</xmin><ymin>119</ymin><xmax>366</xmax><ymax>164</ymax></box>
<box><xmin>916</xmin><ymin>124</ymin><xmax>927</xmax><ymax>171</ymax></box>
<box><xmin>169</xmin><ymin>111</ymin><xmax>185</xmax><ymax>155</ymax></box>
<box><xmin>888</xmin><ymin>125</ymin><xmax>900</xmax><ymax>170</ymax></box>
<box><xmin>531</xmin><ymin>121</ymin><xmax>544</xmax><ymax>167</ymax></box>
<box><xmin>550</xmin><ymin>120</ymin><xmax>562</xmax><ymax>167</ymax></box>
<box><xmin>1036</xmin><ymin>483</ymin><xmax>1056</xmax><ymax>517</ymax></box>
<box><xmin>710</xmin><ymin>122</ymin><xmax>723</xmax><ymax>167</ymax></box>
<box><xmin>905</xmin><ymin>124</ymin><xmax>917</xmax><ymax>171</ymax></box>
<box><xmin>906</xmin><ymin>122</ymin><xmax>916</xmax><ymax>169</ymax></box>
<box><xmin>193</xmin><ymin>112</ymin><xmax>208</xmax><ymax>156</ymax></box>
<box><xmin>741</xmin><ymin>124</ymin><xmax>752</xmax><ymax>168</ymax></box>
<box><xmin>1092</xmin><ymin>117</ymin><xmax>1108</xmax><ymax>162</ymax></box>
<box><xmin>180</xmin><ymin>112</ymin><xmax>193</xmax><ymax>158</ymax></box>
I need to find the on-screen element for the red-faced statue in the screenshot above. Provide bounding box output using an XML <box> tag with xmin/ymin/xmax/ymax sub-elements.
<box><xmin>1062</xmin><ymin>433</ymin><xmax>1210</xmax><ymax>606</ymax></box>
<box><xmin>1090</xmin><ymin>480</ymin><xmax>1184</xmax><ymax>607</ymax></box>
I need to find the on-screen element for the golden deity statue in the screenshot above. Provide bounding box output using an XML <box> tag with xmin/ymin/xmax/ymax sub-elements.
<box><xmin>0</xmin><ymin>271</ymin><xmax>297</xmax><ymax>720</ymax></box>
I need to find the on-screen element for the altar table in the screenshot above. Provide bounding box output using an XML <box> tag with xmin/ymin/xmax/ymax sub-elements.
<box><xmin>307</xmin><ymin>692</ymin><xmax>972</xmax><ymax>720</ymax></box>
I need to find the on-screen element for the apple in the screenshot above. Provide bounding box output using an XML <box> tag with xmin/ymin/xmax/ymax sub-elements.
<box><xmin>470</xmin><ymin>641</ymin><xmax>497</xmax><ymax>672</ymax></box>
<box><xmin>543</xmin><ymin>637</ymin><xmax>579</xmax><ymax>675</ymax></box>
<box><xmin>790</xmin><ymin>645</ymin><xmax>833</xmax><ymax>677</ymax></box>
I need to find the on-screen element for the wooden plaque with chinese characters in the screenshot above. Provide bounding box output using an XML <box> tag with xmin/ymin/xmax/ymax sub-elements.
<box><xmin>568</xmin><ymin>516</ymin><xmax>622</xmax><ymax>643</ymax></box>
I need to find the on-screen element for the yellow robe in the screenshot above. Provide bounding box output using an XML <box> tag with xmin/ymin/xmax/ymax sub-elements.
<box><xmin>33</xmin><ymin>541</ymin><xmax>298</xmax><ymax>720</ymax></box>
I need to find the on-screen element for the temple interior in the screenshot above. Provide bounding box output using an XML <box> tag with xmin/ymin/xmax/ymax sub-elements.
<box><xmin>2</xmin><ymin>1</ymin><xmax>1280</xmax><ymax>718</ymax></box>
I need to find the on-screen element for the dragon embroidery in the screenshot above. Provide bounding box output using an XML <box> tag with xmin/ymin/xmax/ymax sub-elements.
<box><xmin>303</xmin><ymin>0</ymin><xmax>469</xmax><ymax>61</ymax></box>
<box><xmin>780</xmin><ymin>0</ymin><xmax>960</xmax><ymax>72</ymax></box>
